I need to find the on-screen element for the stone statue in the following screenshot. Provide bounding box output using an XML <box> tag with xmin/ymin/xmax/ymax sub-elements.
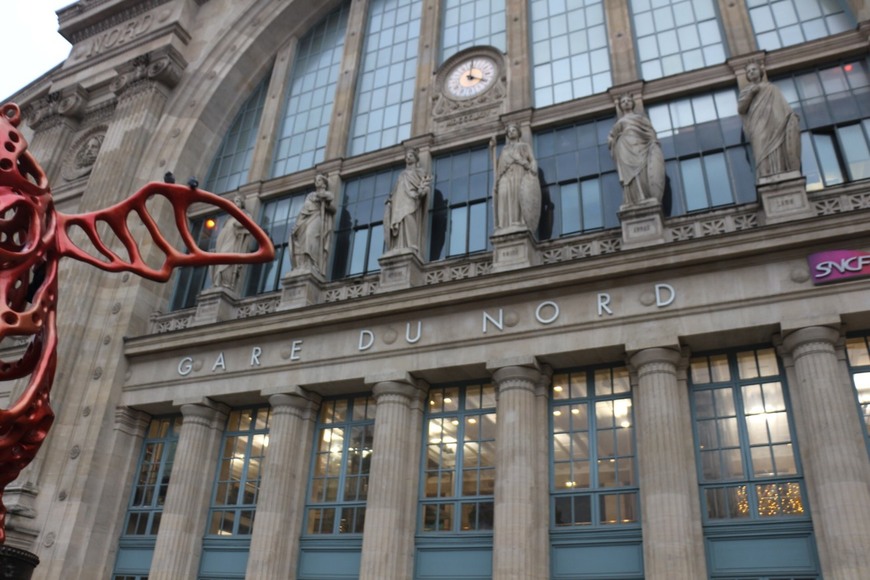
<box><xmin>737</xmin><ymin>61</ymin><xmax>801</xmax><ymax>180</ymax></box>
<box><xmin>384</xmin><ymin>148</ymin><xmax>431</xmax><ymax>255</ymax></box>
<box><xmin>63</xmin><ymin>133</ymin><xmax>104</xmax><ymax>181</ymax></box>
<box><xmin>211</xmin><ymin>195</ymin><xmax>252</xmax><ymax>289</ymax></box>
<box><xmin>291</xmin><ymin>173</ymin><xmax>336</xmax><ymax>275</ymax></box>
<box><xmin>491</xmin><ymin>123</ymin><xmax>541</xmax><ymax>233</ymax></box>
<box><xmin>608</xmin><ymin>94</ymin><xmax>665</xmax><ymax>208</ymax></box>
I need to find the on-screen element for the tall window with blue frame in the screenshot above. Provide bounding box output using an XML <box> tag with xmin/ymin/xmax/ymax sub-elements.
<box><xmin>244</xmin><ymin>192</ymin><xmax>311</xmax><ymax>295</ymax></box>
<box><xmin>549</xmin><ymin>366</ymin><xmax>643</xmax><ymax>579</ymax></box>
<box><xmin>199</xmin><ymin>407</ymin><xmax>271</xmax><ymax>579</ymax></box>
<box><xmin>530</xmin><ymin>0</ymin><xmax>612</xmax><ymax>108</ymax></box>
<box><xmin>844</xmin><ymin>335</ymin><xmax>870</xmax><ymax>456</ymax></box>
<box><xmin>347</xmin><ymin>0</ymin><xmax>422</xmax><ymax>156</ymax></box>
<box><xmin>113</xmin><ymin>416</ymin><xmax>181</xmax><ymax>580</ymax></box>
<box><xmin>690</xmin><ymin>348</ymin><xmax>820</xmax><ymax>578</ymax></box>
<box><xmin>332</xmin><ymin>168</ymin><xmax>403</xmax><ymax>278</ymax></box>
<box><xmin>647</xmin><ymin>90</ymin><xmax>756</xmax><ymax>215</ymax></box>
<box><xmin>772</xmin><ymin>59</ymin><xmax>870</xmax><ymax>192</ymax></box>
<box><xmin>440</xmin><ymin>0</ymin><xmax>506</xmax><ymax>63</ymax></box>
<box><xmin>747</xmin><ymin>0</ymin><xmax>854</xmax><ymax>52</ymax></box>
<box><xmin>271</xmin><ymin>3</ymin><xmax>350</xmax><ymax>178</ymax></box>
<box><xmin>168</xmin><ymin>215</ymin><xmax>220</xmax><ymax>310</ymax></box>
<box><xmin>629</xmin><ymin>0</ymin><xmax>727</xmax><ymax>80</ymax></box>
<box><xmin>429</xmin><ymin>146</ymin><xmax>492</xmax><ymax>261</ymax></box>
<box><xmin>534</xmin><ymin>118</ymin><xmax>621</xmax><ymax>239</ymax></box>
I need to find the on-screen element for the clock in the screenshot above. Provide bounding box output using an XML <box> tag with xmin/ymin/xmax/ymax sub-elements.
<box><xmin>445</xmin><ymin>56</ymin><xmax>497</xmax><ymax>99</ymax></box>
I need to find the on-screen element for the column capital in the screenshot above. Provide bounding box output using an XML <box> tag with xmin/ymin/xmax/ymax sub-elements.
<box><xmin>268</xmin><ymin>391</ymin><xmax>321</xmax><ymax>417</ymax></box>
<box><xmin>372</xmin><ymin>379</ymin><xmax>428</xmax><ymax>402</ymax></box>
<box><xmin>781</xmin><ymin>325</ymin><xmax>840</xmax><ymax>355</ymax></box>
<box><xmin>490</xmin><ymin>364</ymin><xmax>543</xmax><ymax>394</ymax></box>
<box><xmin>110</xmin><ymin>46</ymin><xmax>186</xmax><ymax>99</ymax></box>
<box><xmin>178</xmin><ymin>400</ymin><xmax>229</xmax><ymax>430</ymax></box>
<box><xmin>628</xmin><ymin>346</ymin><xmax>682</xmax><ymax>370</ymax></box>
<box><xmin>113</xmin><ymin>406</ymin><xmax>151</xmax><ymax>438</ymax></box>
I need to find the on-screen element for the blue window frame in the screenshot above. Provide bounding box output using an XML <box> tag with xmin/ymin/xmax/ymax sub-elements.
<box><xmin>530</xmin><ymin>0</ymin><xmax>611</xmax><ymax>107</ymax></box>
<box><xmin>844</xmin><ymin>335</ymin><xmax>870</xmax><ymax>456</ymax></box>
<box><xmin>550</xmin><ymin>365</ymin><xmax>639</xmax><ymax>528</ymax></box>
<box><xmin>244</xmin><ymin>192</ymin><xmax>310</xmax><ymax>295</ymax></box>
<box><xmin>332</xmin><ymin>168</ymin><xmax>401</xmax><ymax>278</ymax></box>
<box><xmin>441</xmin><ymin>0</ymin><xmax>506</xmax><ymax>63</ymax></box>
<box><xmin>304</xmin><ymin>396</ymin><xmax>376</xmax><ymax>535</ymax></box>
<box><xmin>348</xmin><ymin>0</ymin><xmax>422</xmax><ymax>156</ymax></box>
<box><xmin>204</xmin><ymin>77</ymin><xmax>268</xmax><ymax>194</ymax></box>
<box><xmin>429</xmin><ymin>146</ymin><xmax>492</xmax><ymax>261</ymax></box>
<box><xmin>534</xmin><ymin>118</ymin><xmax>621</xmax><ymax>238</ymax></box>
<box><xmin>207</xmin><ymin>407</ymin><xmax>271</xmax><ymax>537</ymax></box>
<box><xmin>420</xmin><ymin>382</ymin><xmax>496</xmax><ymax>533</ymax></box>
<box><xmin>272</xmin><ymin>3</ymin><xmax>349</xmax><ymax>177</ymax></box>
<box><xmin>689</xmin><ymin>348</ymin><xmax>808</xmax><ymax>522</ymax></box>
<box><xmin>747</xmin><ymin>0</ymin><xmax>853</xmax><ymax>51</ymax></box>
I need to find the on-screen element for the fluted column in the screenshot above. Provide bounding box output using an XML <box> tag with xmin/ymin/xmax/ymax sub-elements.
<box><xmin>359</xmin><ymin>375</ymin><xmax>426</xmax><ymax>580</ymax></box>
<box><xmin>781</xmin><ymin>326</ymin><xmax>870</xmax><ymax>580</ymax></box>
<box><xmin>246</xmin><ymin>391</ymin><xmax>321</xmax><ymax>579</ymax></box>
<box><xmin>629</xmin><ymin>348</ymin><xmax>706</xmax><ymax>580</ymax></box>
<box><xmin>149</xmin><ymin>401</ymin><xmax>228</xmax><ymax>580</ymax></box>
<box><xmin>489</xmin><ymin>361</ymin><xmax>547</xmax><ymax>580</ymax></box>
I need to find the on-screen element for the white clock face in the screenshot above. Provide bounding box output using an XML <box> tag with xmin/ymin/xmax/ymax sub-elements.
<box><xmin>445</xmin><ymin>57</ymin><xmax>497</xmax><ymax>99</ymax></box>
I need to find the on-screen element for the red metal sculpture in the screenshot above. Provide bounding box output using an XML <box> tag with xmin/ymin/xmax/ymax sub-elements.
<box><xmin>0</xmin><ymin>102</ymin><xmax>274</xmax><ymax>543</ymax></box>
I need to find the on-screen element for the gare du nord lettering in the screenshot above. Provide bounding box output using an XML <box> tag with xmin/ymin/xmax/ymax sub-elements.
<box><xmin>176</xmin><ymin>284</ymin><xmax>678</xmax><ymax>376</ymax></box>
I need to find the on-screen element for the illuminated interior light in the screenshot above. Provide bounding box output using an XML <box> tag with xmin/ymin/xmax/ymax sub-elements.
<box><xmin>205</xmin><ymin>218</ymin><xmax>217</xmax><ymax>229</ymax></box>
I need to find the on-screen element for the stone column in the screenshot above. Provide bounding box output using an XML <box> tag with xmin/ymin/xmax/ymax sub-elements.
<box><xmin>149</xmin><ymin>401</ymin><xmax>228</xmax><ymax>580</ymax></box>
<box><xmin>488</xmin><ymin>359</ymin><xmax>548</xmax><ymax>580</ymax></box>
<box><xmin>505</xmin><ymin>0</ymin><xmax>532</xmax><ymax>110</ymax></box>
<box><xmin>604</xmin><ymin>0</ymin><xmax>639</xmax><ymax>85</ymax></box>
<box><xmin>359</xmin><ymin>374</ymin><xmax>426</xmax><ymax>580</ymax></box>
<box><xmin>246</xmin><ymin>390</ymin><xmax>320</xmax><ymax>578</ymax></box>
<box><xmin>629</xmin><ymin>348</ymin><xmax>707</xmax><ymax>580</ymax></box>
<box><xmin>411</xmin><ymin>0</ymin><xmax>441</xmax><ymax>136</ymax></box>
<box><xmin>716</xmin><ymin>0</ymin><xmax>756</xmax><ymax>57</ymax></box>
<box><xmin>780</xmin><ymin>326</ymin><xmax>870</xmax><ymax>579</ymax></box>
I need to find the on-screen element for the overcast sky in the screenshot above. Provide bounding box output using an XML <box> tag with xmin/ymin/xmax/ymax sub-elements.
<box><xmin>0</xmin><ymin>0</ymin><xmax>73</xmax><ymax>101</ymax></box>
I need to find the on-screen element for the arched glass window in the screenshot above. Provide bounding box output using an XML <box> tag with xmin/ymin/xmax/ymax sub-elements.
<box><xmin>348</xmin><ymin>0</ymin><xmax>422</xmax><ymax>156</ymax></box>
<box><xmin>748</xmin><ymin>0</ymin><xmax>853</xmax><ymax>51</ymax></box>
<box><xmin>440</xmin><ymin>0</ymin><xmax>506</xmax><ymax>63</ymax></box>
<box><xmin>272</xmin><ymin>4</ymin><xmax>350</xmax><ymax>177</ymax></box>
<box><xmin>629</xmin><ymin>0</ymin><xmax>726</xmax><ymax>80</ymax></box>
<box><xmin>530</xmin><ymin>0</ymin><xmax>611</xmax><ymax>107</ymax></box>
<box><xmin>203</xmin><ymin>78</ymin><xmax>268</xmax><ymax>194</ymax></box>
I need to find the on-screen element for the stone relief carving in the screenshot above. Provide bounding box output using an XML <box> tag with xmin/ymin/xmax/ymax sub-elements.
<box><xmin>738</xmin><ymin>61</ymin><xmax>801</xmax><ymax>180</ymax></box>
<box><xmin>291</xmin><ymin>173</ymin><xmax>336</xmax><ymax>276</ymax></box>
<box><xmin>491</xmin><ymin>123</ymin><xmax>541</xmax><ymax>234</ymax></box>
<box><xmin>608</xmin><ymin>94</ymin><xmax>666</xmax><ymax>209</ymax></box>
<box><xmin>384</xmin><ymin>148</ymin><xmax>431</xmax><ymax>256</ymax></box>
<box><xmin>63</xmin><ymin>130</ymin><xmax>106</xmax><ymax>182</ymax></box>
<box><xmin>110</xmin><ymin>47</ymin><xmax>186</xmax><ymax>97</ymax></box>
<box><xmin>211</xmin><ymin>195</ymin><xmax>252</xmax><ymax>291</ymax></box>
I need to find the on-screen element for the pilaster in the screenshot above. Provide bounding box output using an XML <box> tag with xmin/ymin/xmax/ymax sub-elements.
<box><xmin>246</xmin><ymin>391</ymin><xmax>321</xmax><ymax>578</ymax></box>
<box><xmin>505</xmin><ymin>0</ymin><xmax>532</xmax><ymax>110</ymax></box>
<box><xmin>629</xmin><ymin>347</ymin><xmax>707</xmax><ymax>580</ymax></box>
<box><xmin>149</xmin><ymin>401</ymin><xmax>228</xmax><ymax>580</ymax></box>
<box><xmin>359</xmin><ymin>374</ymin><xmax>427</xmax><ymax>579</ymax></box>
<box><xmin>412</xmin><ymin>0</ymin><xmax>442</xmax><ymax>136</ymax></box>
<box><xmin>780</xmin><ymin>326</ymin><xmax>870</xmax><ymax>580</ymax></box>
<box><xmin>605</xmin><ymin>0</ymin><xmax>639</xmax><ymax>85</ymax></box>
<box><xmin>716</xmin><ymin>0</ymin><xmax>757</xmax><ymax>57</ymax></box>
<box><xmin>488</xmin><ymin>361</ymin><xmax>548</xmax><ymax>580</ymax></box>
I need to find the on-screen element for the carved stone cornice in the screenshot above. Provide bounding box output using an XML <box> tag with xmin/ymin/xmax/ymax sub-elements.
<box><xmin>110</xmin><ymin>46</ymin><xmax>186</xmax><ymax>99</ymax></box>
<box><xmin>58</xmin><ymin>0</ymin><xmax>174</xmax><ymax>44</ymax></box>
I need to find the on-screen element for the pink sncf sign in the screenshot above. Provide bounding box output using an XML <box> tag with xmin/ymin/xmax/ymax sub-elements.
<box><xmin>808</xmin><ymin>250</ymin><xmax>870</xmax><ymax>285</ymax></box>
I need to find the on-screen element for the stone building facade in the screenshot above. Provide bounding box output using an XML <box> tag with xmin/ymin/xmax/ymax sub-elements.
<box><xmin>2</xmin><ymin>0</ymin><xmax>870</xmax><ymax>578</ymax></box>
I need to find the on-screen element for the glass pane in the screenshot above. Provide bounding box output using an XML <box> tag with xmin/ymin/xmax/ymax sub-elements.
<box><xmin>839</xmin><ymin>124</ymin><xmax>870</xmax><ymax>180</ymax></box>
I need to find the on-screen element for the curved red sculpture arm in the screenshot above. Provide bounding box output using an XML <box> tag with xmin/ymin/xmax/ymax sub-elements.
<box><xmin>55</xmin><ymin>183</ymin><xmax>275</xmax><ymax>282</ymax></box>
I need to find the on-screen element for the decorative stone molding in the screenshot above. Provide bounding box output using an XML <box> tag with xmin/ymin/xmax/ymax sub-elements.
<box><xmin>62</xmin><ymin>126</ymin><xmax>107</xmax><ymax>182</ymax></box>
<box><xmin>110</xmin><ymin>47</ymin><xmax>187</xmax><ymax>98</ymax></box>
<box><xmin>59</xmin><ymin>0</ymin><xmax>174</xmax><ymax>43</ymax></box>
<box><xmin>113</xmin><ymin>406</ymin><xmax>150</xmax><ymax>438</ymax></box>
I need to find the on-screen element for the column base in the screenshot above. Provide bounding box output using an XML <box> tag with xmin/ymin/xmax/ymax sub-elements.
<box><xmin>0</xmin><ymin>545</ymin><xmax>39</xmax><ymax>580</ymax></box>
<box><xmin>491</xmin><ymin>228</ymin><xmax>539</xmax><ymax>273</ymax></box>
<box><xmin>618</xmin><ymin>201</ymin><xmax>666</xmax><ymax>250</ymax></box>
<box><xmin>278</xmin><ymin>269</ymin><xmax>325</xmax><ymax>310</ymax></box>
<box><xmin>191</xmin><ymin>287</ymin><xmax>238</xmax><ymax>326</ymax></box>
<box><xmin>377</xmin><ymin>249</ymin><xmax>424</xmax><ymax>292</ymax></box>
<box><xmin>758</xmin><ymin>172</ymin><xmax>813</xmax><ymax>224</ymax></box>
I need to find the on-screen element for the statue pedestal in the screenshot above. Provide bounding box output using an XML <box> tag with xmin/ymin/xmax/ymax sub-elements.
<box><xmin>618</xmin><ymin>202</ymin><xmax>666</xmax><ymax>250</ymax></box>
<box><xmin>377</xmin><ymin>249</ymin><xmax>424</xmax><ymax>292</ymax></box>
<box><xmin>192</xmin><ymin>287</ymin><xmax>238</xmax><ymax>326</ymax></box>
<box><xmin>757</xmin><ymin>172</ymin><xmax>813</xmax><ymax>224</ymax></box>
<box><xmin>491</xmin><ymin>227</ymin><xmax>539</xmax><ymax>273</ymax></box>
<box><xmin>278</xmin><ymin>269</ymin><xmax>325</xmax><ymax>310</ymax></box>
<box><xmin>0</xmin><ymin>545</ymin><xmax>39</xmax><ymax>580</ymax></box>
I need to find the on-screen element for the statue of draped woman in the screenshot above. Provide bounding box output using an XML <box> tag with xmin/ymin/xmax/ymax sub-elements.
<box><xmin>291</xmin><ymin>173</ymin><xmax>336</xmax><ymax>275</ymax></box>
<box><xmin>211</xmin><ymin>195</ymin><xmax>251</xmax><ymax>289</ymax></box>
<box><xmin>608</xmin><ymin>94</ymin><xmax>665</xmax><ymax>208</ymax></box>
<box><xmin>491</xmin><ymin>123</ymin><xmax>541</xmax><ymax>233</ymax></box>
<box><xmin>384</xmin><ymin>148</ymin><xmax>431</xmax><ymax>255</ymax></box>
<box><xmin>738</xmin><ymin>62</ymin><xmax>801</xmax><ymax>180</ymax></box>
